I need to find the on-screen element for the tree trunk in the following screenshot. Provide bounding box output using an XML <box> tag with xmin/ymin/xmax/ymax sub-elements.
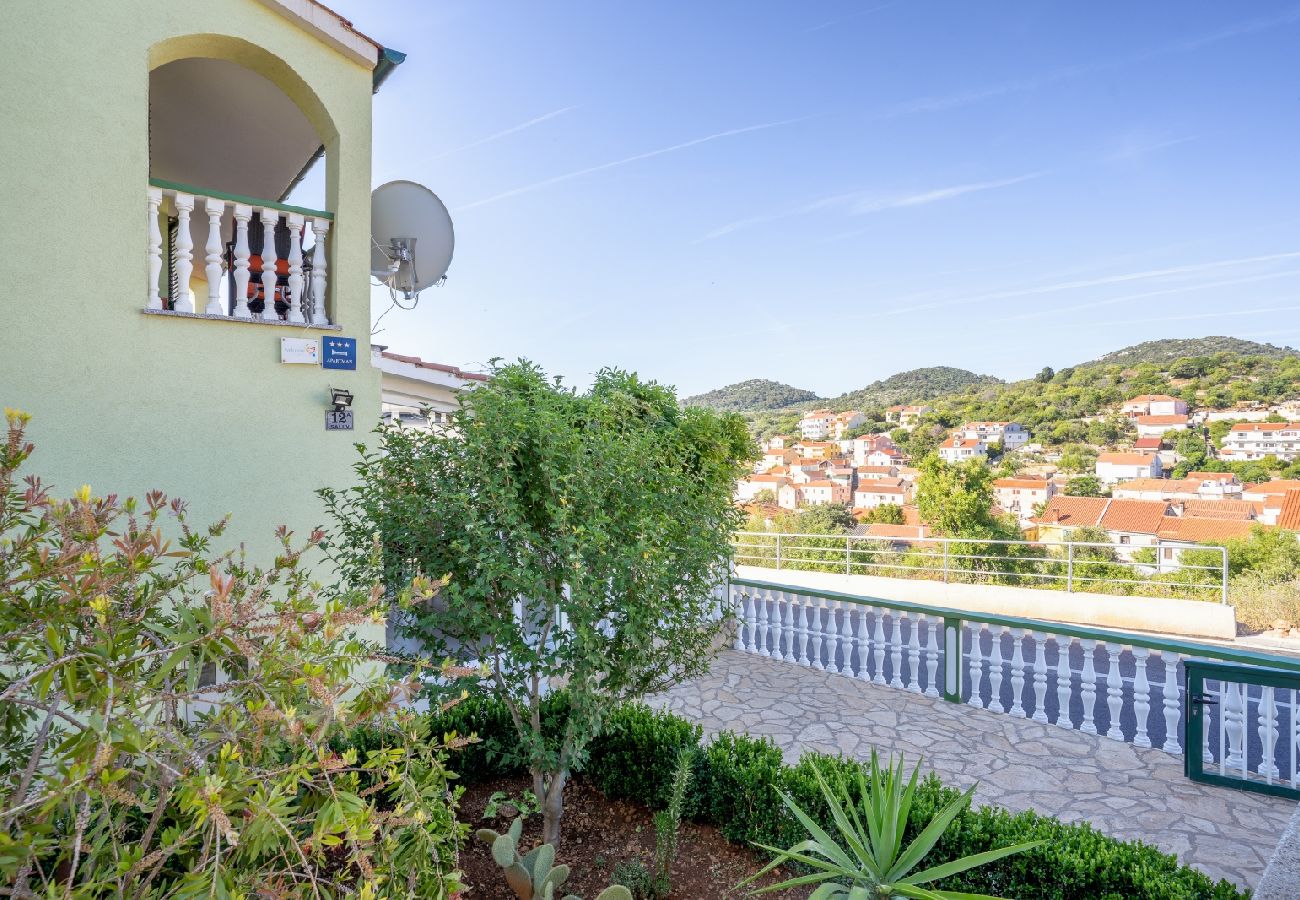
<box><xmin>540</xmin><ymin>768</ymin><xmax>568</xmax><ymax>846</ymax></box>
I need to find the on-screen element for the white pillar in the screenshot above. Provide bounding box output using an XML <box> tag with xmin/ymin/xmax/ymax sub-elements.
<box><xmin>888</xmin><ymin>614</ymin><xmax>903</xmax><ymax>690</ymax></box>
<box><xmin>202</xmin><ymin>197</ymin><xmax>226</xmax><ymax>315</ymax></box>
<box><xmin>754</xmin><ymin>590</ymin><xmax>770</xmax><ymax>658</ymax></box>
<box><xmin>1132</xmin><ymin>647</ymin><xmax>1152</xmax><ymax>748</ymax></box>
<box><xmin>1160</xmin><ymin>652</ymin><xmax>1181</xmax><ymax>754</ymax></box>
<box><xmin>1079</xmin><ymin>639</ymin><xmax>1098</xmax><ymax>735</ymax></box>
<box><xmin>967</xmin><ymin>626</ymin><xmax>985</xmax><ymax>708</ymax></box>
<box><xmin>1259</xmin><ymin>686</ymin><xmax>1279</xmax><ymax>780</ymax></box>
<box><xmin>853</xmin><ymin>604</ymin><xmax>869</xmax><ymax>678</ymax></box>
<box><xmin>1009</xmin><ymin>628</ymin><xmax>1026</xmax><ymax>718</ymax></box>
<box><xmin>1104</xmin><ymin>643</ymin><xmax>1124</xmax><ymax>741</ymax></box>
<box><xmin>146</xmin><ymin>188</ymin><xmax>163</xmax><ymax>310</ymax></box>
<box><xmin>826</xmin><ymin>600</ymin><xmax>842</xmax><ymax>675</ymax></box>
<box><xmin>231</xmin><ymin>204</ymin><xmax>252</xmax><ymax>319</ymax></box>
<box><xmin>172</xmin><ymin>193</ymin><xmax>195</xmax><ymax>313</ymax></box>
<box><xmin>285</xmin><ymin>213</ymin><xmax>305</xmax><ymax>323</ymax></box>
<box><xmin>871</xmin><ymin>610</ymin><xmax>886</xmax><ymax>685</ymax></box>
<box><xmin>905</xmin><ymin>613</ymin><xmax>921</xmax><ymax>693</ymax></box>
<box><xmin>780</xmin><ymin>592</ymin><xmax>795</xmax><ymax>663</ymax></box>
<box><xmin>1054</xmin><ymin>636</ymin><xmax>1074</xmax><ymax>728</ymax></box>
<box><xmin>1030</xmin><ymin>632</ymin><xmax>1049</xmax><ymax>724</ymax></box>
<box><xmin>741</xmin><ymin>592</ymin><xmax>756</xmax><ymax>653</ymax></box>
<box><xmin>1224</xmin><ymin>681</ymin><xmax>1246</xmax><ymax>770</ymax></box>
<box><xmin>309</xmin><ymin>218</ymin><xmax>330</xmax><ymax>325</ymax></box>
<box><xmin>810</xmin><ymin>595</ymin><xmax>827</xmax><ymax>670</ymax></box>
<box><xmin>838</xmin><ymin>600</ymin><xmax>854</xmax><ymax>676</ymax></box>
<box><xmin>802</xmin><ymin>599</ymin><xmax>817</xmax><ymax>667</ymax></box>
<box><xmin>987</xmin><ymin>627</ymin><xmax>1005</xmax><ymax>714</ymax></box>
<box><xmin>259</xmin><ymin>208</ymin><xmax>280</xmax><ymax>320</ymax></box>
<box><xmin>922</xmin><ymin>616</ymin><xmax>940</xmax><ymax>698</ymax></box>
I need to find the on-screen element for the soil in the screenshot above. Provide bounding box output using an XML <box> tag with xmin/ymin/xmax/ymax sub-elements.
<box><xmin>456</xmin><ymin>775</ymin><xmax>809</xmax><ymax>899</ymax></box>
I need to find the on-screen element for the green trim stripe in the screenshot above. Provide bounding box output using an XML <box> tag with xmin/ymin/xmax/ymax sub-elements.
<box><xmin>730</xmin><ymin>576</ymin><xmax>1300</xmax><ymax>674</ymax></box>
<box><xmin>149</xmin><ymin>178</ymin><xmax>334</xmax><ymax>220</ymax></box>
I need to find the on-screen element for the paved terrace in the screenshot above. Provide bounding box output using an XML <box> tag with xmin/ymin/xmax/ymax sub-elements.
<box><xmin>648</xmin><ymin>650</ymin><xmax>1298</xmax><ymax>891</ymax></box>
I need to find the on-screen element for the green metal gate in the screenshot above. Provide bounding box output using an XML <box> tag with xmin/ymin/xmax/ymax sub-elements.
<box><xmin>1185</xmin><ymin>660</ymin><xmax>1300</xmax><ymax>799</ymax></box>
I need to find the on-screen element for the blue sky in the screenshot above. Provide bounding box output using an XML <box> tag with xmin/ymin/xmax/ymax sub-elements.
<box><xmin>297</xmin><ymin>1</ymin><xmax>1300</xmax><ymax>397</ymax></box>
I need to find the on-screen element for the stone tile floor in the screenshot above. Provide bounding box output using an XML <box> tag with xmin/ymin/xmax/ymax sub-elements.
<box><xmin>648</xmin><ymin>650</ymin><xmax>1298</xmax><ymax>890</ymax></box>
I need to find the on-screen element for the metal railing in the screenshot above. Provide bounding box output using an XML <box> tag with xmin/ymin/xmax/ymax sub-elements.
<box><xmin>725</xmin><ymin>576</ymin><xmax>1300</xmax><ymax>774</ymax></box>
<box><xmin>733</xmin><ymin>531</ymin><xmax>1229</xmax><ymax>604</ymax></box>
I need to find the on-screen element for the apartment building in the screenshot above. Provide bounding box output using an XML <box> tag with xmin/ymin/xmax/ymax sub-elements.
<box><xmin>1219</xmin><ymin>422</ymin><xmax>1300</xmax><ymax>461</ymax></box>
<box><xmin>992</xmin><ymin>477</ymin><xmax>1056</xmax><ymax>520</ymax></box>
<box><xmin>1095</xmin><ymin>451</ymin><xmax>1163</xmax><ymax>485</ymax></box>
<box><xmin>955</xmin><ymin>421</ymin><xmax>1030</xmax><ymax>451</ymax></box>
<box><xmin>798</xmin><ymin>409</ymin><xmax>837</xmax><ymax>440</ymax></box>
<box><xmin>1134</xmin><ymin>414</ymin><xmax>1190</xmax><ymax>438</ymax></box>
<box><xmin>937</xmin><ymin>436</ymin><xmax>987</xmax><ymax>463</ymax></box>
<box><xmin>852</xmin><ymin>481</ymin><xmax>907</xmax><ymax>509</ymax></box>
<box><xmin>885</xmin><ymin>404</ymin><xmax>931</xmax><ymax>428</ymax></box>
<box><xmin>1121</xmin><ymin>395</ymin><xmax>1188</xmax><ymax>418</ymax></box>
<box><xmin>830</xmin><ymin>410</ymin><xmax>867</xmax><ymax>440</ymax></box>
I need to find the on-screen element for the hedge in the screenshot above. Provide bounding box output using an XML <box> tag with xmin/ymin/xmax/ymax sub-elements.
<box><xmin>378</xmin><ymin>693</ymin><xmax>1246</xmax><ymax>900</ymax></box>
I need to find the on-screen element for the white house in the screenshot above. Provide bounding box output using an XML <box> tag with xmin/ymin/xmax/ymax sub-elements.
<box><xmin>855</xmin><ymin>464</ymin><xmax>900</xmax><ymax>481</ymax></box>
<box><xmin>1220</xmin><ymin>422</ymin><xmax>1300</xmax><ymax>462</ymax></box>
<box><xmin>992</xmin><ymin>477</ymin><xmax>1056</xmax><ymax>521</ymax></box>
<box><xmin>886</xmin><ymin>405</ymin><xmax>931</xmax><ymax>427</ymax></box>
<box><xmin>866</xmin><ymin>446</ymin><xmax>907</xmax><ymax>467</ymax></box>
<box><xmin>852</xmin><ymin>482</ymin><xmax>907</xmax><ymax>509</ymax></box>
<box><xmin>1134</xmin><ymin>414</ymin><xmax>1189</xmax><ymax>438</ymax></box>
<box><xmin>373</xmin><ymin>349</ymin><xmax>488</xmax><ymax>431</ymax></box>
<box><xmin>849</xmin><ymin>434</ymin><xmax>896</xmax><ymax>466</ymax></box>
<box><xmin>937</xmin><ymin>436</ymin><xmax>987</xmax><ymax>464</ymax></box>
<box><xmin>830</xmin><ymin>410</ymin><xmax>867</xmax><ymax>440</ymax></box>
<box><xmin>736</xmin><ymin>473</ymin><xmax>790</xmax><ymax>503</ymax></box>
<box><xmin>956</xmin><ymin>422</ymin><xmax>1030</xmax><ymax>451</ymax></box>
<box><xmin>799</xmin><ymin>410</ymin><xmax>836</xmax><ymax>440</ymax></box>
<box><xmin>1121</xmin><ymin>395</ymin><xmax>1188</xmax><ymax>418</ymax></box>
<box><xmin>1095</xmin><ymin>451</ymin><xmax>1162</xmax><ymax>485</ymax></box>
<box><xmin>796</xmin><ymin>480</ymin><xmax>849</xmax><ymax>506</ymax></box>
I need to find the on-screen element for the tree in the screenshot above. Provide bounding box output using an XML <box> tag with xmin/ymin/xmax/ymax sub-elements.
<box><xmin>1057</xmin><ymin>444</ymin><xmax>1097</xmax><ymax>474</ymax></box>
<box><xmin>1066</xmin><ymin>474</ymin><xmax>1105</xmax><ymax>497</ymax></box>
<box><xmin>914</xmin><ymin>455</ymin><xmax>1008</xmax><ymax>539</ymax></box>
<box><xmin>1170</xmin><ymin>430</ymin><xmax>1209</xmax><ymax>477</ymax></box>
<box><xmin>863</xmin><ymin>503</ymin><xmax>905</xmax><ymax>525</ymax></box>
<box><xmin>322</xmin><ymin>361</ymin><xmax>753</xmax><ymax>844</ymax></box>
<box><xmin>752</xmin><ymin>488</ymin><xmax>776</xmax><ymax>505</ymax></box>
<box><xmin>1034</xmin><ymin>366</ymin><xmax>1055</xmax><ymax>384</ymax></box>
<box><xmin>796</xmin><ymin>502</ymin><xmax>858</xmax><ymax>532</ymax></box>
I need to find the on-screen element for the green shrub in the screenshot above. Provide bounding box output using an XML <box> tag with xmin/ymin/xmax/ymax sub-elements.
<box><xmin>429</xmin><ymin>691</ymin><xmax>1246</xmax><ymax>899</ymax></box>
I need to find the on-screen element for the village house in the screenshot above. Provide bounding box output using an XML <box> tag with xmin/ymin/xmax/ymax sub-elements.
<box><xmin>1219</xmin><ymin>422</ymin><xmax>1300</xmax><ymax>462</ymax></box>
<box><xmin>374</xmin><ymin>349</ymin><xmax>486</xmax><ymax>431</ymax></box>
<box><xmin>830</xmin><ymin>410</ymin><xmax>867</xmax><ymax>440</ymax></box>
<box><xmin>792</xmin><ymin>440</ymin><xmax>839</xmax><ymax>459</ymax></box>
<box><xmin>798</xmin><ymin>409</ymin><xmax>837</xmax><ymax>440</ymax></box>
<box><xmin>1243</xmin><ymin>480</ymin><xmax>1300</xmax><ymax>526</ymax></box>
<box><xmin>993</xmin><ymin>476</ymin><xmax>1056</xmax><ymax>521</ymax></box>
<box><xmin>937</xmin><ymin>436</ymin><xmax>987</xmax><ymax>463</ymax></box>
<box><xmin>855</xmin><ymin>464</ymin><xmax>900</xmax><ymax>481</ymax></box>
<box><xmin>736</xmin><ymin>473</ymin><xmax>791</xmax><ymax>503</ymax></box>
<box><xmin>1095</xmin><ymin>451</ymin><xmax>1163</xmax><ymax>485</ymax></box>
<box><xmin>1134</xmin><ymin>414</ymin><xmax>1190</xmax><ymax>438</ymax></box>
<box><xmin>955</xmin><ymin>421</ymin><xmax>1030</xmax><ymax>451</ymax></box>
<box><xmin>1133</xmin><ymin>437</ymin><xmax>1165</xmax><ymax>452</ymax></box>
<box><xmin>848</xmin><ymin>433</ymin><xmax>897</xmax><ymax>466</ymax></box>
<box><xmin>1112</xmin><ymin>473</ymin><xmax>1243</xmax><ymax>503</ymax></box>
<box><xmin>757</xmin><ymin>447</ymin><xmax>798</xmax><ymax>473</ymax></box>
<box><xmin>852</xmin><ymin>481</ymin><xmax>908</xmax><ymax>509</ymax></box>
<box><xmin>885</xmin><ymin>404</ymin><xmax>930</xmax><ymax>428</ymax></box>
<box><xmin>866</xmin><ymin>446</ymin><xmax>908</xmax><ymax>467</ymax></box>
<box><xmin>1121</xmin><ymin>395</ymin><xmax>1189</xmax><ymax>418</ymax></box>
<box><xmin>779</xmin><ymin>479</ymin><xmax>849</xmax><ymax>509</ymax></box>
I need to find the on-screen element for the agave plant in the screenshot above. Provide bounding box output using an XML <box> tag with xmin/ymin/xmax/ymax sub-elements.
<box><xmin>741</xmin><ymin>751</ymin><xmax>1042</xmax><ymax>899</ymax></box>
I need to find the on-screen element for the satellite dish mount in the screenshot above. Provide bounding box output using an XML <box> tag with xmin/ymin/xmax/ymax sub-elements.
<box><xmin>370</xmin><ymin>180</ymin><xmax>454</xmax><ymax>308</ymax></box>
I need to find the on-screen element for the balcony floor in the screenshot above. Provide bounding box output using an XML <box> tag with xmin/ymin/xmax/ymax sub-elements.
<box><xmin>649</xmin><ymin>649</ymin><xmax>1298</xmax><ymax>890</ymax></box>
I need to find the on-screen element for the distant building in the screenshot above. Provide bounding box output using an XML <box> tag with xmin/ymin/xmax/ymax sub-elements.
<box><xmin>1095</xmin><ymin>451</ymin><xmax>1162</xmax><ymax>485</ymax></box>
<box><xmin>736</xmin><ymin>473</ymin><xmax>791</xmax><ymax>503</ymax></box>
<box><xmin>1220</xmin><ymin>422</ymin><xmax>1300</xmax><ymax>462</ymax></box>
<box><xmin>885</xmin><ymin>405</ymin><xmax>931</xmax><ymax>428</ymax></box>
<box><xmin>955</xmin><ymin>422</ymin><xmax>1030</xmax><ymax>451</ymax></box>
<box><xmin>1121</xmin><ymin>395</ymin><xmax>1188</xmax><ymax>418</ymax></box>
<box><xmin>1133</xmin><ymin>437</ymin><xmax>1165</xmax><ymax>452</ymax></box>
<box><xmin>799</xmin><ymin>410</ymin><xmax>837</xmax><ymax>440</ymax></box>
<box><xmin>993</xmin><ymin>477</ymin><xmax>1056</xmax><ymax>521</ymax></box>
<box><xmin>937</xmin><ymin>436</ymin><xmax>987</xmax><ymax>464</ymax></box>
<box><xmin>830</xmin><ymin>410</ymin><xmax>867</xmax><ymax>440</ymax></box>
<box><xmin>1134</xmin><ymin>414</ymin><xmax>1189</xmax><ymax>438</ymax></box>
<box><xmin>374</xmin><ymin>350</ymin><xmax>488</xmax><ymax>431</ymax></box>
<box><xmin>852</xmin><ymin>481</ymin><xmax>907</xmax><ymax>509</ymax></box>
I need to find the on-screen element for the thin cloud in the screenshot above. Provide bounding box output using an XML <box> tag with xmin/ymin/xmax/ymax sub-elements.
<box><xmin>697</xmin><ymin>173</ymin><xmax>1041</xmax><ymax>242</ymax></box>
<box><xmin>429</xmin><ymin>106</ymin><xmax>577</xmax><ymax>161</ymax></box>
<box><xmin>456</xmin><ymin>116</ymin><xmax>811</xmax><ymax>211</ymax></box>
<box><xmin>1103</xmin><ymin>134</ymin><xmax>1199</xmax><ymax>163</ymax></box>
<box><xmin>803</xmin><ymin>2</ymin><xmax>894</xmax><ymax>34</ymax></box>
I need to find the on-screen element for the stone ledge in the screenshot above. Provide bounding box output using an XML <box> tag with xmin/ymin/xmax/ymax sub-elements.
<box><xmin>141</xmin><ymin>308</ymin><xmax>342</xmax><ymax>331</ymax></box>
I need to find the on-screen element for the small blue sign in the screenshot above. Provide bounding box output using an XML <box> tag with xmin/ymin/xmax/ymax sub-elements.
<box><xmin>321</xmin><ymin>337</ymin><xmax>357</xmax><ymax>370</ymax></box>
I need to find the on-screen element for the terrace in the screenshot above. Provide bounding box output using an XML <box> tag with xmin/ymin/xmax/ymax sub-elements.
<box><xmin>648</xmin><ymin>574</ymin><xmax>1300</xmax><ymax>891</ymax></box>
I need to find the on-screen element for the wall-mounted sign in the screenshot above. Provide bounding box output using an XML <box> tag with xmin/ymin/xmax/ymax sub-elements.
<box><xmin>322</xmin><ymin>336</ymin><xmax>357</xmax><ymax>370</ymax></box>
<box><xmin>325</xmin><ymin>410</ymin><xmax>354</xmax><ymax>430</ymax></box>
<box><xmin>281</xmin><ymin>337</ymin><xmax>321</xmax><ymax>364</ymax></box>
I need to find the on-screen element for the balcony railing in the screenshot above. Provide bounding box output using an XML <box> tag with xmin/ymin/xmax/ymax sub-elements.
<box><xmin>145</xmin><ymin>179</ymin><xmax>333</xmax><ymax>325</ymax></box>
<box><xmin>734</xmin><ymin>531</ymin><xmax>1229</xmax><ymax>603</ymax></box>
<box><xmin>726</xmin><ymin>576</ymin><xmax>1300</xmax><ymax>791</ymax></box>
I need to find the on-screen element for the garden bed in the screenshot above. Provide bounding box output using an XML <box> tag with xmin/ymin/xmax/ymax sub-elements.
<box><xmin>457</xmin><ymin>775</ymin><xmax>803</xmax><ymax>898</ymax></box>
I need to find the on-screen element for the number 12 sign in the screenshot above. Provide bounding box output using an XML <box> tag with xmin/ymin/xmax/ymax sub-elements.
<box><xmin>325</xmin><ymin>410</ymin><xmax>354</xmax><ymax>430</ymax></box>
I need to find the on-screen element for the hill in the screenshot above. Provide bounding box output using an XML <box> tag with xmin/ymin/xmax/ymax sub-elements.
<box><xmin>831</xmin><ymin>366</ymin><xmax>1002</xmax><ymax>408</ymax></box>
<box><xmin>1091</xmin><ymin>336</ymin><xmax>1298</xmax><ymax>367</ymax></box>
<box><xmin>683</xmin><ymin>378</ymin><xmax>820</xmax><ymax>412</ymax></box>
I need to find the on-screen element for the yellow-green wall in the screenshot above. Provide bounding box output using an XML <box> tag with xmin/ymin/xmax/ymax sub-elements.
<box><xmin>0</xmin><ymin>1</ymin><xmax>380</xmax><ymax>563</ymax></box>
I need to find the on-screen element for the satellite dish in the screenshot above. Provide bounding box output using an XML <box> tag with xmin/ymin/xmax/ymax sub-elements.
<box><xmin>370</xmin><ymin>180</ymin><xmax>454</xmax><ymax>301</ymax></box>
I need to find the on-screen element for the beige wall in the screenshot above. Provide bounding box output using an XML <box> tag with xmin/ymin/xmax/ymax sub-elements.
<box><xmin>0</xmin><ymin>1</ymin><xmax>381</xmax><ymax>563</ymax></box>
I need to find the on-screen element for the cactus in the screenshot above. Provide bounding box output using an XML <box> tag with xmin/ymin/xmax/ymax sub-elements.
<box><xmin>475</xmin><ymin>818</ymin><xmax>632</xmax><ymax>900</ymax></box>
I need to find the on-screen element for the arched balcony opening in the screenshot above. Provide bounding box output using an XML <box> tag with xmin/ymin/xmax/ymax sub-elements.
<box><xmin>145</xmin><ymin>37</ymin><xmax>338</xmax><ymax>326</ymax></box>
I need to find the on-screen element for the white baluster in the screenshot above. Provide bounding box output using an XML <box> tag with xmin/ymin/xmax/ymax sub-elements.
<box><xmin>172</xmin><ymin>193</ymin><xmax>195</xmax><ymax>313</ymax></box>
<box><xmin>1209</xmin><ymin>679</ymin><xmax>1218</xmax><ymax>767</ymax></box>
<box><xmin>768</xmin><ymin>591</ymin><xmax>784</xmax><ymax>660</ymax></box>
<box><xmin>839</xmin><ymin>601</ymin><xmax>855</xmax><ymax>676</ymax></box>
<box><xmin>872</xmin><ymin>611</ymin><xmax>887</xmax><ymax>685</ymax></box>
<box><xmin>259</xmin><ymin>209</ymin><xmax>280</xmax><ymax>320</ymax></box>
<box><xmin>742</xmin><ymin>592</ymin><xmax>757</xmax><ymax>653</ymax></box>
<box><xmin>285</xmin><ymin>212</ymin><xmax>305</xmax><ymax>323</ymax></box>
<box><xmin>780</xmin><ymin>593</ymin><xmax>795</xmax><ymax>663</ymax></box>
<box><xmin>1030</xmin><ymin>632</ymin><xmax>1049</xmax><ymax>724</ymax></box>
<box><xmin>1225</xmin><ymin>681</ymin><xmax>1246</xmax><ymax>770</ymax></box>
<box><xmin>854</xmin><ymin>604</ymin><xmax>869</xmax><ymax>678</ymax></box>
<box><xmin>987</xmin><ymin>627</ymin><xmax>1005</xmax><ymax>714</ymax></box>
<box><xmin>967</xmin><ymin>626</ymin><xmax>985</xmax><ymax>708</ymax></box>
<box><xmin>1054</xmin><ymin>636</ymin><xmax>1073</xmax><ymax>728</ymax></box>
<box><xmin>1160</xmin><ymin>652</ymin><xmax>1181</xmax><ymax>754</ymax></box>
<box><xmin>826</xmin><ymin>600</ymin><xmax>843</xmax><ymax>674</ymax></box>
<box><xmin>309</xmin><ymin>218</ymin><xmax>330</xmax><ymax>325</ymax></box>
<box><xmin>203</xmin><ymin>197</ymin><xmax>226</xmax><ymax>315</ymax></box>
<box><xmin>231</xmin><ymin>205</ymin><xmax>252</xmax><ymax>318</ymax></box>
<box><xmin>905</xmin><ymin>614</ymin><xmax>921</xmax><ymax>693</ymax></box>
<box><xmin>922</xmin><ymin>616</ymin><xmax>940</xmax><ymax>698</ymax></box>
<box><xmin>1132</xmin><ymin>647</ymin><xmax>1151</xmax><ymax>748</ymax></box>
<box><xmin>1079</xmin><ymin>640</ymin><xmax>1098</xmax><ymax>735</ymax></box>
<box><xmin>1104</xmin><ymin>643</ymin><xmax>1124</xmax><ymax>741</ymax></box>
<box><xmin>1259</xmin><ymin>686</ymin><xmax>1279</xmax><ymax>781</ymax></box>
<box><xmin>1009</xmin><ymin>629</ymin><xmax>1026</xmax><ymax>718</ymax></box>
<box><xmin>889</xmin><ymin>614</ymin><xmax>903</xmax><ymax>690</ymax></box>
<box><xmin>754</xmin><ymin>590</ymin><xmax>771</xmax><ymax>658</ymax></box>
<box><xmin>146</xmin><ymin>188</ymin><xmax>163</xmax><ymax>310</ymax></box>
<box><xmin>810</xmin><ymin>595</ymin><xmax>826</xmax><ymax>670</ymax></box>
<box><xmin>803</xmin><ymin>599</ymin><xmax>817</xmax><ymax>667</ymax></box>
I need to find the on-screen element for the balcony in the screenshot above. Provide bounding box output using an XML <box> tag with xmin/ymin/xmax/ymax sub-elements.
<box><xmin>145</xmin><ymin>180</ymin><xmax>334</xmax><ymax>327</ymax></box>
<box><xmin>648</xmin><ymin>576</ymin><xmax>1300</xmax><ymax>890</ymax></box>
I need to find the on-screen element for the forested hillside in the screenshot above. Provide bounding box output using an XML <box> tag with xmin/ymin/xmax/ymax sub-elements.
<box><xmin>682</xmin><ymin>378</ymin><xmax>820</xmax><ymax>412</ymax></box>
